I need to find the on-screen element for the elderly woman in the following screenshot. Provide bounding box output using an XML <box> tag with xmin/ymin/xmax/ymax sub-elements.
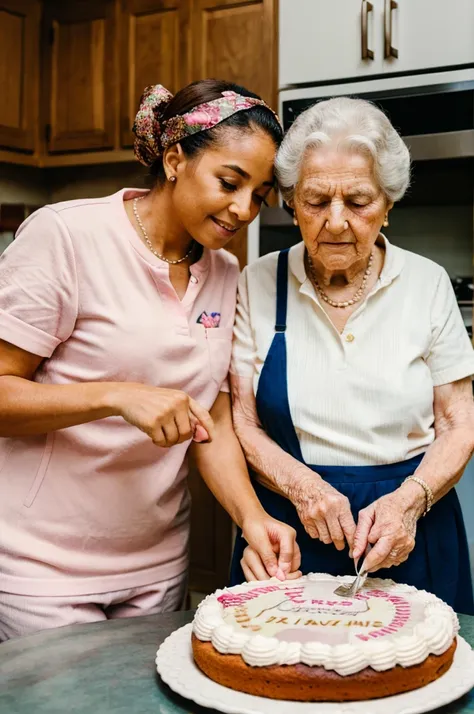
<box><xmin>229</xmin><ymin>97</ymin><xmax>474</xmax><ymax>615</ymax></box>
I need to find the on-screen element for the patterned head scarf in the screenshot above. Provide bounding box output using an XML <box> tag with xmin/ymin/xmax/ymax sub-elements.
<box><xmin>133</xmin><ymin>84</ymin><xmax>281</xmax><ymax>167</ymax></box>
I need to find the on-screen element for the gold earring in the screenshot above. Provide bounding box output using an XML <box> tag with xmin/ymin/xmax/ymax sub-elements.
<box><xmin>383</xmin><ymin>214</ymin><xmax>389</xmax><ymax>227</ymax></box>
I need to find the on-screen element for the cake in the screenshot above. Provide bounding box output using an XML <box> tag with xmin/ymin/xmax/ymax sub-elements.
<box><xmin>191</xmin><ymin>573</ymin><xmax>458</xmax><ymax>701</ymax></box>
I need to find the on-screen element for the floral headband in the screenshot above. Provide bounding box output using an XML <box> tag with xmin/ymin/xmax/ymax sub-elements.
<box><xmin>133</xmin><ymin>84</ymin><xmax>281</xmax><ymax>167</ymax></box>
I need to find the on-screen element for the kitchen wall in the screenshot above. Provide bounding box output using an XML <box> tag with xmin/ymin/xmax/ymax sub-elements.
<box><xmin>47</xmin><ymin>163</ymin><xmax>148</xmax><ymax>203</ymax></box>
<box><xmin>0</xmin><ymin>164</ymin><xmax>49</xmax><ymax>204</ymax></box>
<box><xmin>0</xmin><ymin>164</ymin><xmax>49</xmax><ymax>252</ymax></box>
<box><xmin>457</xmin><ymin>461</ymin><xmax>474</xmax><ymax>574</ymax></box>
<box><xmin>0</xmin><ymin>162</ymin><xmax>149</xmax><ymax>254</ymax></box>
<box><xmin>387</xmin><ymin>205</ymin><xmax>473</xmax><ymax>277</ymax></box>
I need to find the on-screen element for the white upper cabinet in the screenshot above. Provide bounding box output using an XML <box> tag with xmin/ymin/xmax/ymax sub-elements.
<box><xmin>279</xmin><ymin>0</ymin><xmax>383</xmax><ymax>87</ymax></box>
<box><xmin>279</xmin><ymin>0</ymin><xmax>474</xmax><ymax>88</ymax></box>
<box><xmin>391</xmin><ymin>0</ymin><xmax>474</xmax><ymax>75</ymax></box>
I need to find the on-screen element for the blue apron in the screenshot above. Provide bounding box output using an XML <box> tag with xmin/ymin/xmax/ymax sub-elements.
<box><xmin>230</xmin><ymin>249</ymin><xmax>474</xmax><ymax>615</ymax></box>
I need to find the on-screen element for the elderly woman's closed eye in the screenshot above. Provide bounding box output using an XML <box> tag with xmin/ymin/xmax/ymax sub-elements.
<box><xmin>229</xmin><ymin>97</ymin><xmax>474</xmax><ymax>615</ymax></box>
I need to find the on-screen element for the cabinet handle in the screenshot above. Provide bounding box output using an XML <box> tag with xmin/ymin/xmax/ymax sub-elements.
<box><xmin>384</xmin><ymin>0</ymin><xmax>399</xmax><ymax>58</ymax></box>
<box><xmin>361</xmin><ymin>1</ymin><xmax>374</xmax><ymax>60</ymax></box>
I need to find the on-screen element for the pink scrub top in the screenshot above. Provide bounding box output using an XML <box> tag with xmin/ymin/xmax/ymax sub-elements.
<box><xmin>0</xmin><ymin>189</ymin><xmax>239</xmax><ymax>596</ymax></box>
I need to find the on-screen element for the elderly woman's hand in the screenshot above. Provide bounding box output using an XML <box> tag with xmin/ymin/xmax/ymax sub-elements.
<box><xmin>241</xmin><ymin>544</ymin><xmax>302</xmax><ymax>582</ymax></box>
<box><xmin>288</xmin><ymin>474</ymin><xmax>356</xmax><ymax>551</ymax></box>
<box><xmin>353</xmin><ymin>488</ymin><xmax>425</xmax><ymax>571</ymax></box>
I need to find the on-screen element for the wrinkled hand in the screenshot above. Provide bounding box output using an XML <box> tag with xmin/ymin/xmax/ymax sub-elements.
<box><xmin>241</xmin><ymin>544</ymin><xmax>302</xmax><ymax>582</ymax></box>
<box><xmin>241</xmin><ymin>515</ymin><xmax>301</xmax><ymax>581</ymax></box>
<box><xmin>111</xmin><ymin>383</ymin><xmax>214</xmax><ymax>447</ymax></box>
<box><xmin>288</xmin><ymin>475</ymin><xmax>356</xmax><ymax>551</ymax></box>
<box><xmin>353</xmin><ymin>490</ymin><xmax>422</xmax><ymax>572</ymax></box>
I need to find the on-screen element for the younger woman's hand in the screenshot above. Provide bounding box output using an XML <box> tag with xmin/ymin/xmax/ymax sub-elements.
<box><xmin>240</xmin><ymin>515</ymin><xmax>301</xmax><ymax>581</ymax></box>
<box><xmin>241</xmin><ymin>544</ymin><xmax>302</xmax><ymax>582</ymax></box>
<box><xmin>288</xmin><ymin>474</ymin><xmax>356</xmax><ymax>552</ymax></box>
<box><xmin>109</xmin><ymin>383</ymin><xmax>214</xmax><ymax>447</ymax></box>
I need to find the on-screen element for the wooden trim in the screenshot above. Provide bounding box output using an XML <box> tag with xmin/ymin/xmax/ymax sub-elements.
<box><xmin>0</xmin><ymin>146</ymin><xmax>137</xmax><ymax>167</ymax></box>
<box><xmin>267</xmin><ymin>0</ymin><xmax>278</xmax><ymax>109</ymax></box>
<box><xmin>39</xmin><ymin>148</ymin><xmax>135</xmax><ymax>167</ymax></box>
<box><xmin>0</xmin><ymin>150</ymin><xmax>39</xmax><ymax>166</ymax></box>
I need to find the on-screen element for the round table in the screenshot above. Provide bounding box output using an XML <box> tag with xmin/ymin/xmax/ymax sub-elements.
<box><xmin>1</xmin><ymin>611</ymin><xmax>473</xmax><ymax>714</ymax></box>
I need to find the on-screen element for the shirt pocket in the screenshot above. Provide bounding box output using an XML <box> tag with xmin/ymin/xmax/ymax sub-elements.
<box><xmin>205</xmin><ymin>327</ymin><xmax>234</xmax><ymax>387</ymax></box>
<box><xmin>23</xmin><ymin>432</ymin><xmax>55</xmax><ymax>508</ymax></box>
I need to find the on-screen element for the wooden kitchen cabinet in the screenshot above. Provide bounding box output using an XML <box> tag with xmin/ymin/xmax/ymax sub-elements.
<box><xmin>120</xmin><ymin>0</ymin><xmax>191</xmax><ymax>147</ymax></box>
<box><xmin>1</xmin><ymin>0</ymin><xmax>278</xmax><ymax>173</ymax></box>
<box><xmin>42</xmin><ymin>0</ymin><xmax>117</xmax><ymax>153</ymax></box>
<box><xmin>0</xmin><ymin>0</ymin><xmax>40</xmax><ymax>153</ymax></box>
<box><xmin>191</xmin><ymin>0</ymin><xmax>277</xmax><ymax>268</ymax></box>
<box><xmin>191</xmin><ymin>0</ymin><xmax>277</xmax><ymax>103</ymax></box>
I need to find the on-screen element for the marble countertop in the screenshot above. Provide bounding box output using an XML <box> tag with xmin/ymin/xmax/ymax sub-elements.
<box><xmin>0</xmin><ymin>611</ymin><xmax>473</xmax><ymax>714</ymax></box>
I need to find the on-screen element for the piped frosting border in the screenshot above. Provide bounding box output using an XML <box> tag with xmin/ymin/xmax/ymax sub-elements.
<box><xmin>192</xmin><ymin>573</ymin><xmax>459</xmax><ymax>675</ymax></box>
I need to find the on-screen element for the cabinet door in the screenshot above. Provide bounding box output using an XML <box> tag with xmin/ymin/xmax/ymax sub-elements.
<box><xmin>0</xmin><ymin>0</ymin><xmax>40</xmax><ymax>152</ymax></box>
<box><xmin>192</xmin><ymin>0</ymin><xmax>277</xmax><ymax>267</ymax></box>
<box><xmin>192</xmin><ymin>0</ymin><xmax>277</xmax><ymax>103</ymax></box>
<box><xmin>120</xmin><ymin>0</ymin><xmax>191</xmax><ymax>147</ymax></box>
<box><xmin>382</xmin><ymin>0</ymin><xmax>474</xmax><ymax>74</ymax></box>
<box><xmin>279</xmin><ymin>0</ymin><xmax>383</xmax><ymax>88</ymax></box>
<box><xmin>43</xmin><ymin>0</ymin><xmax>117</xmax><ymax>153</ymax></box>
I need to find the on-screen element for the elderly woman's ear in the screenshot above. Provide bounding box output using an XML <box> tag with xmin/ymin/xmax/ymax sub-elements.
<box><xmin>384</xmin><ymin>201</ymin><xmax>394</xmax><ymax>225</ymax></box>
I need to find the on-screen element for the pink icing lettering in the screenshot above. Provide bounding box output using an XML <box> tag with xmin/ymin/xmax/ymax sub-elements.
<box><xmin>218</xmin><ymin>584</ymin><xmax>282</xmax><ymax>608</ymax></box>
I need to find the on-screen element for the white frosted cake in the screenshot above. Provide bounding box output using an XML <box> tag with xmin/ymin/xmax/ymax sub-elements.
<box><xmin>191</xmin><ymin>573</ymin><xmax>459</xmax><ymax>701</ymax></box>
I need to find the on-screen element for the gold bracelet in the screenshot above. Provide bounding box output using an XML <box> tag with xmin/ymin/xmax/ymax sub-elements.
<box><xmin>404</xmin><ymin>476</ymin><xmax>434</xmax><ymax>517</ymax></box>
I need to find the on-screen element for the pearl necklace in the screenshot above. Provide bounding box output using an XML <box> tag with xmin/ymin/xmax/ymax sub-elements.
<box><xmin>133</xmin><ymin>197</ymin><xmax>194</xmax><ymax>265</ymax></box>
<box><xmin>306</xmin><ymin>251</ymin><xmax>374</xmax><ymax>308</ymax></box>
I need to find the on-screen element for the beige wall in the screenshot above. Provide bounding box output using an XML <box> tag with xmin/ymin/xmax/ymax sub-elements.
<box><xmin>0</xmin><ymin>161</ymin><xmax>150</xmax><ymax>254</ymax></box>
<box><xmin>0</xmin><ymin>164</ymin><xmax>50</xmax><ymax>205</ymax></box>
<box><xmin>0</xmin><ymin>161</ymin><xmax>150</xmax><ymax>207</ymax></box>
<box><xmin>387</xmin><ymin>204</ymin><xmax>473</xmax><ymax>278</ymax></box>
<box><xmin>48</xmin><ymin>163</ymin><xmax>148</xmax><ymax>204</ymax></box>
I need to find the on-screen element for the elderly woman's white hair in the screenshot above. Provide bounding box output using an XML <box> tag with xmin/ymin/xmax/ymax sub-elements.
<box><xmin>276</xmin><ymin>97</ymin><xmax>411</xmax><ymax>205</ymax></box>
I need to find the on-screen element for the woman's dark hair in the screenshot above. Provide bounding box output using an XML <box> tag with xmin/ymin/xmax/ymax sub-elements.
<box><xmin>150</xmin><ymin>79</ymin><xmax>283</xmax><ymax>184</ymax></box>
